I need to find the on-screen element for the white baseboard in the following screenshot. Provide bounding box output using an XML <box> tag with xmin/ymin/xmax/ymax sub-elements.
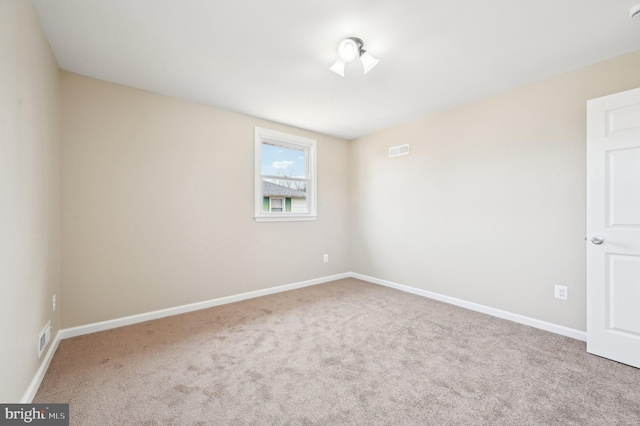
<box><xmin>58</xmin><ymin>272</ymin><xmax>350</xmax><ymax>340</ymax></box>
<box><xmin>24</xmin><ymin>271</ymin><xmax>585</xmax><ymax>403</ymax></box>
<box><xmin>350</xmin><ymin>272</ymin><xmax>587</xmax><ymax>342</ymax></box>
<box><xmin>21</xmin><ymin>330</ymin><xmax>61</xmax><ymax>403</ymax></box>
<box><xmin>26</xmin><ymin>273</ymin><xmax>348</xmax><ymax>401</ymax></box>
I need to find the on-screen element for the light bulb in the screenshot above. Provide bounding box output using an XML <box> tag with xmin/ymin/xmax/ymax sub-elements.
<box><xmin>337</xmin><ymin>38</ymin><xmax>361</xmax><ymax>62</ymax></box>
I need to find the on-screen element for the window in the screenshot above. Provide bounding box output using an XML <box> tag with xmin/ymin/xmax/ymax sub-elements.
<box><xmin>270</xmin><ymin>198</ymin><xmax>283</xmax><ymax>212</ymax></box>
<box><xmin>255</xmin><ymin>127</ymin><xmax>317</xmax><ymax>222</ymax></box>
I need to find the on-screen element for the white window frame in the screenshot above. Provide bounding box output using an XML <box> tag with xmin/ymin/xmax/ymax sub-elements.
<box><xmin>255</xmin><ymin>127</ymin><xmax>317</xmax><ymax>222</ymax></box>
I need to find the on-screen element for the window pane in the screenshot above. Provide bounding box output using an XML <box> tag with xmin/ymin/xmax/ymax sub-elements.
<box><xmin>261</xmin><ymin>143</ymin><xmax>307</xmax><ymax>178</ymax></box>
<box><xmin>262</xmin><ymin>178</ymin><xmax>308</xmax><ymax>213</ymax></box>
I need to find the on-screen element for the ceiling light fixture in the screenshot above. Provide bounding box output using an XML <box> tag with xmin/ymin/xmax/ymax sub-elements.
<box><xmin>329</xmin><ymin>37</ymin><xmax>379</xmax><ymax>77</ymax></box>
<box><xmin>630</xmin><ymin>3</ymin><xmax>640</xmax><ymax>18</ymax></box>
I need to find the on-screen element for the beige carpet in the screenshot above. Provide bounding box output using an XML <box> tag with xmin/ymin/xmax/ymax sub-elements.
<box><xmin>35</xmin><ymin>278</ymin><xmax>640</xmax><ymax>425</ymax></box>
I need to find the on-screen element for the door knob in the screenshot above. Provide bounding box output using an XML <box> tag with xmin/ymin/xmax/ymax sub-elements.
<box><xmin>591</xmin><ymin>236</ymin><xmax>605</xmax><ymax>245</ymax></box>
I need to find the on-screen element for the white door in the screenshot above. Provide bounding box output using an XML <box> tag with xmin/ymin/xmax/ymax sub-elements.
<box><xmin>587</xmin><ymin>87</ymin><xmax>640</xmax><ymax>368</ymax></box>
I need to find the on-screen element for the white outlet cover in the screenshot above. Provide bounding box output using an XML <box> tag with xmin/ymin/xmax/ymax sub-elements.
<box><xmin>554</xmin><ymin>285</ymin><xmax>568</xmax><ymax>300</ymax></box>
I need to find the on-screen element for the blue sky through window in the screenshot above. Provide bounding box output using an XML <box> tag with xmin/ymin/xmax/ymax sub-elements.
<box><xmin>261</xmin><ymin>143</ymin><xmax>306</xmax><ymax>178</ymax></box>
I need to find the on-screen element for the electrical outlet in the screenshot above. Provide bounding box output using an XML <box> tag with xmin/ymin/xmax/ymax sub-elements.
<box><xmin>323</xmin><ymin>254</ymin><xmax>329</xmax><ymax>263</ymax></box>
<box><xmin>52</xmin><ymin>294</ymin><xmax>56</xmax><ymax>312</ymax></box>
<box><xmin>554</xmin><ymin>285</ymin><xmax>568</xmax><ymax>301</ymax></box>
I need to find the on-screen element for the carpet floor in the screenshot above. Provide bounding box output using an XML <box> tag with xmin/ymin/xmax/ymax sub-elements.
<box><xmin>35</xmin><ymin>278</ymin><xmax>640</xmax><ymax>425</ymax></box>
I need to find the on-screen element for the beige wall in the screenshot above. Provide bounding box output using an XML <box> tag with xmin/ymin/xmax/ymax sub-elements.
<box><xmin>0</xmin><ymin>0</ymin><xmax>61</xmax><ymax>402</ymax></box>
<box><xmin>350</xmin><ymin>50</ymin><xmax>640</xmax><ymax>331</ymax></box>
<box><xmin>5</xmin><ymin>3</ymin><xmax>639</xmax><ymax>399</ymax></box>
<box><xmin>61</xmin><ymin>72</ymin><xmax>350</xmax><ymax>328</ymax></box>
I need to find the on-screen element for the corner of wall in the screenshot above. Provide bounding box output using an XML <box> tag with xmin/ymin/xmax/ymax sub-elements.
<box><xmin>0</xmin><ymin>0</ymin><xmax>63</xmax><ymax>402</ymax></box>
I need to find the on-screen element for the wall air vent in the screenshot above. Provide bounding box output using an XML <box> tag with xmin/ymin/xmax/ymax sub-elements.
<box><xmin>388</xmin><ymin>144</ymin><xmax>410</xmax><ymax>158</ymax></box>
<box><xmin>38</xmin><ymin>321</ymin><xmax>51</xmax><ymax>359</ymax></box>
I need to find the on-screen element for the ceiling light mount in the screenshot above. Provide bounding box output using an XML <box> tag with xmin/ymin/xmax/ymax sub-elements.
<box><xmin>330</xmin><ymin>37</ymin><xmax>379</xmax><ymax>77</ymax></box>
<box><xmin>631</xmin><ymin>4</ymin><xmax>640</xmax><ymax>18</ymax></box>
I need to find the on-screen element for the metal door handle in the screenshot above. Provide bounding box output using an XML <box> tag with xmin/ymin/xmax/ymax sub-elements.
<box><xmin>591</xmin><ymin>236</ymin><xmax>605</xmax><ymax>245</ymax></box>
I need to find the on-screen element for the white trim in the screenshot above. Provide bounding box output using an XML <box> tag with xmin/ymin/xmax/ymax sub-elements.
<box><xmin>262</xmin><ymin>174</ymin><xmax>308</xmax><ymax>182</ymax></box>
<box><xmin>23</xmin><ymin>273</ymin><xmax>349</xmax><ymax>402</ymax></box>
<box><xmin>59</xmin><ymin>273</ymin><xmax>350</xmax><ymax>339</ymax></box>
<box><xmin>21</xmin><ymin>331</ymin><xmax>61</xmax><ymax>403</ymax></box>
<box><xmin>22</xmin><ymin>271</ymin><xmax>585</xmax><ymax>402</ymax></box>
<box><xmin>255</xmin><ymin>214</ymin><xmax>317</xmax><ymax>222</ymax></box>
<box><xmin>350</xmin><ymin>272</ymin><xmax>587</xmax><ymax>342</ymax></box>
<box><xmin>254</xmin><ymin>127</ymin><xmax>317</xmax><ymax>222</ymax></box>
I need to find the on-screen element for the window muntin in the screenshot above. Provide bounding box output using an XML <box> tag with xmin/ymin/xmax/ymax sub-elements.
<box><xmin>255</xmin><ymin>128</ymin><xmax>317</xmax><ymax>222</ymax></box>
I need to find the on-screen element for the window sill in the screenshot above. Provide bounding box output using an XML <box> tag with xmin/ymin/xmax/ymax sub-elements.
<box><xmin>254</xmin><ymin>214</ymin><xmax>317</xmax><ymax>223</ymax></box>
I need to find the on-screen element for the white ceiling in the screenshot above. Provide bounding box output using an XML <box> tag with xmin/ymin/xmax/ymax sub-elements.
<box><xmin>32</xmin><ymin>0</ymin><xmax>640</xmax><ymax>140</ymax></box>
